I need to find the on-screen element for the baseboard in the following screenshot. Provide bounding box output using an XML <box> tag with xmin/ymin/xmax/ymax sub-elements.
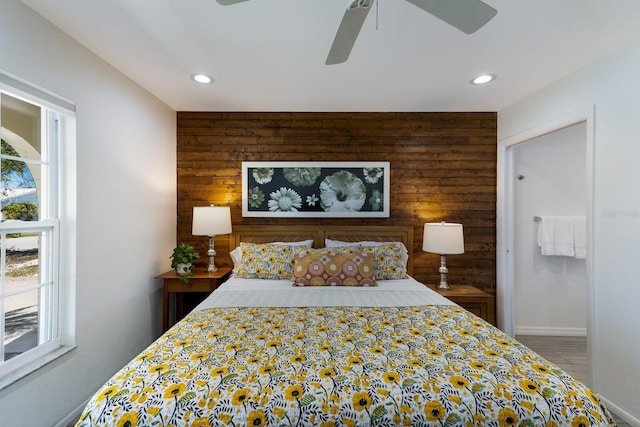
<box><xmin>599</xmin><ymin>396</ymin><xmax>640</xmax><ymax>427</ymax></box>
<box><xmin>515</xmin><ymin>326</ymin><xmax>587</xmax><ymax>337</ymax></box>
<box><xmin>53</xmin><ymin>398</ymin><xmax>89</xmax><ymax>427</ymax></box>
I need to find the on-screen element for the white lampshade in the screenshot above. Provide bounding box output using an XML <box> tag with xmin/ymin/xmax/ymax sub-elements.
<box><xmin>192</xmin><ymin>206</ymin><xmax>232</xmax><ymax>236</ymax></box>
<box><xmin>422</xmin><ymin>222</ymin><xmax>465</xmax><ymax>255</ymax></box>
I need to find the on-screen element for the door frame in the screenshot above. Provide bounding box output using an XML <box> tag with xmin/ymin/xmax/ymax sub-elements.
<box><xmin>496</xmin><ymin>106</ymin><xmax>596</xmax><ymax>385</ymax></box>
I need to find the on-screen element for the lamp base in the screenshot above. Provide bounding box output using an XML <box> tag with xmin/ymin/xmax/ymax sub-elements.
<box><xmin>437</xmin><ymin>254</ymin><xmax>450</xmax><ymax>290</ymax></box>
<box><xmin>207</xmin><ymin>236</ymin><xmax>218</xmax><ymax>273</ymax></box>
<box><xmin>437</xmin><ymin>282</ymin><xmax>451</xmax><ymax>290</ymax></box>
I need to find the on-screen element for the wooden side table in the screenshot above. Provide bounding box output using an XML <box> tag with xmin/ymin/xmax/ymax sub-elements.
<box><xmin>156</xmin><ymin>267</ymin><xmax>232</xmax><ymax>332</ymax></box>
<box><xmin>429</xmin><ymin>284</ymin><xmax>496</xmax><ymax>325</ymax></box>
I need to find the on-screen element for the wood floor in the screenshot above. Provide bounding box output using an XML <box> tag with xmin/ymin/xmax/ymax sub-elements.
<box><xmin>517</xmin><ymin>335</ymin><xmax>630</xmax><ymax>427</ymax></box>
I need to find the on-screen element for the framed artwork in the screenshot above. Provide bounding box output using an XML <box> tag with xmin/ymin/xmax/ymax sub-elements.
<box><xmin>242</xmin><ymin>161</ymin><xmax>390</xmax><ymax>218</ymax></box>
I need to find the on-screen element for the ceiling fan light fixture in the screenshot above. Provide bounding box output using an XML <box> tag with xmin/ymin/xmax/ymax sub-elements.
<box><xmin>191</xmin><ymin>73</ymin><xmax>214</xmax><ymax>84</ymax></box>
<box><xmin>470</xmin><ymin>73</ymin><xmax>496</xmax><ymax>85</ymax></box>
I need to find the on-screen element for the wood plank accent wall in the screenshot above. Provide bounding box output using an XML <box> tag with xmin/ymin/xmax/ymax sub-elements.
<box><xmin>177</xmin><ymin>112</ymin><xmax>497</xmax><ymax>295</ymax></box>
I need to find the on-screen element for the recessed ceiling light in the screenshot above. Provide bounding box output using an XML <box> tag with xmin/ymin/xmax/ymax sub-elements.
<box><xmin>470</xmin><ymin>73</ymin><xmax>497</xmax><ymax>85</ymax></box>
<box><xmin>191</xmin><ymin>73</ymin><xmax>214</xmax><ymax>84</ymax></box>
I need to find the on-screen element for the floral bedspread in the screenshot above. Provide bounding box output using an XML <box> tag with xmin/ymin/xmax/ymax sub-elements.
<box><xmin>77</xmin><ymin>305</ymin><xmax>615</xmax><ymax>426</ymax></box>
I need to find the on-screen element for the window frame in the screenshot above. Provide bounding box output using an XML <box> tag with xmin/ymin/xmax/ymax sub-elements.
<box><xmin>0</xmin><ymin>70</ymin><xmax>75</xmax><ymax>390</ymax></box>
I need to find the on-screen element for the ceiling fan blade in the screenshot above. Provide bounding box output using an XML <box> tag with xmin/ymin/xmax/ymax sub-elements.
<box><xmin>404</xmin><ymin>0</ymin><xmax>497</xmax><ymax>34</ymax></box>
<box><xmin>325</xmin><ymin>0</ymin><xmax>374</xmax><ymax>65</ymax></box>
<box><xmin>215</xmin><ymin>0</ymin><xmax>250</xmax><ymax>5</ymax></box>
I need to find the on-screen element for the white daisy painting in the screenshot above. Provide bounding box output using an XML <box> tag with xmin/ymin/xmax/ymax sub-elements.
<box><xmin>242</xmin><ymin>162</ymin><xmax>390</xmax><ymax>218</ymax></box>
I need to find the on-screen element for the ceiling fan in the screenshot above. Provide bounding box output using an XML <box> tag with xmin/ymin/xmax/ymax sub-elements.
<box><xmin>215</xmin><ymin>0</ymin><xmax>497</xmax><ymax>65</ymax></box>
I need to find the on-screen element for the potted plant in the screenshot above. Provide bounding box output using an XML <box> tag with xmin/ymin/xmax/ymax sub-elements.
<box><xmin>170</xmin><ymin>243</ymin><xmax>200</xmax><ymax>283</ymax></box>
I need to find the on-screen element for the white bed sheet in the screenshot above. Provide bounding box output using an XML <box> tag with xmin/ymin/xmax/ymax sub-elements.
<box><xmin>195</xmin><ymin>276</ymin><xmax>456</xmax><ymax>311</ymax></box>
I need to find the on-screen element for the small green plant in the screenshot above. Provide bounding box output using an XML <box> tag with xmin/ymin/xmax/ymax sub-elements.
<box><xmin>2</xmin><ymin>201</ymin><xmax>39</xmax><ymax>222</ymax></box>
<box><xmin>170</xmin><ymin>243</ymin><xmax>199</xmax><ymax>283</ymax></box>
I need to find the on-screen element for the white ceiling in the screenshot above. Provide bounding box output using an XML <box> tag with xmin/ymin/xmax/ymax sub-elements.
<box><xmin>20</xmin><ymin>0</ymin><xmax>640</xmax><ymax>112</ymax></box>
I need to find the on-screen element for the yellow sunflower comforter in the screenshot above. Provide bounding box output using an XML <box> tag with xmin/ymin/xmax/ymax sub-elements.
<box><xmin>77</xmin><ymin>304</ymin><xmax>614</xmax><ymax>427</ymax></box>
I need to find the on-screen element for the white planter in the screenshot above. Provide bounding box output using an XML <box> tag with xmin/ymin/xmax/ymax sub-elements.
<box><xmin>175</xmin><ymin>263</ymin><xmax>192</xmax><ymax>276</ymax></box>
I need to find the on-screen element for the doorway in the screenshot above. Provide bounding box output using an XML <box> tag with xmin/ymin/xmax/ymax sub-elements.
<box><xmin>512</xmin><ymin>122</ymin><xmax>587</xmax><ymax>336</ymax></box>
<box><xmin>496</xmin><ymin>108</ymin><xmax>595</xmax><ymax>386</ymax></box>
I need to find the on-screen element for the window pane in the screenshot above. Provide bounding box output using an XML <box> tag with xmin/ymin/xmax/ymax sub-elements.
<box><xmin>3</xmin><ymin>233</ymin><xmax>42</xmax><ymax>361</ymax></box>
<box><xmin>1</xmin><ymin>144</ymin><xmax>39</xmax><ymax>223</ymax></box>
<box><xmin>6</xmin><ymin>234</ymin><xmax>40</xmax><ymax>286</ymax></box>
<box><xmin>1</xmin><ymin>92</ymin><xmax>42</xmax><ymax>223</ymax></box>
<box><xmin>4</xmin><ymin>291</ymin><xmax>40</xmax><ymax>361</ymax></box>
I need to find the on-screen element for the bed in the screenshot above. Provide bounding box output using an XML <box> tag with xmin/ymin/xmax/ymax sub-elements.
<box><xmin>76</xmin><ymin>225</ymin><xmax>615</xmax><ymax>427</ymax></box>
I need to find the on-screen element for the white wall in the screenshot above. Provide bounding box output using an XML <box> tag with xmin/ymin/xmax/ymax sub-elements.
<box><xmin>499</xmin><ymin>37</ymin><xmax>640</xmax><ymax>423</ymax></box>
<box><xmin>512</xmin><ymin>123</ymin><xmax>587</xmax><ymax>336</ymax></box>
<box><xmin>0</xmin><ymin>1</ymin><xmax>176</xmax><ymax>425</ymax></box>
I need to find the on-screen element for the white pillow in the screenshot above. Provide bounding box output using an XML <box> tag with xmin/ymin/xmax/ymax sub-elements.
<box><xmin>230</xmin><ymin>239</ymin><xmax>314</xmax><ymax>272</ymax></box>
<box><xmin>324</xmin><ymin>238</ymin><xmax>409</xmax><ymax>267</ymax></box>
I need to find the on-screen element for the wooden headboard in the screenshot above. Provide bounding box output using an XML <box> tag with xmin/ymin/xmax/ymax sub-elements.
<box><xmin>231</xmin><ymin>225</ymin><xmax>414</xmax><ymax>275</ymax></box>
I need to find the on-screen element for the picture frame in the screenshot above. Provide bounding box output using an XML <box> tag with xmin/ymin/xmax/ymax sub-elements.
<box><xmin>242</xmin><ymin>161</ymin><xmax>390</xmax><ymax>218</ymax></box>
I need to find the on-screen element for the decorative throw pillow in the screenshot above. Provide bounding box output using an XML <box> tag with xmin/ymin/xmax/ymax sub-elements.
<box><xmin>358</xmin><ymin>243</ymin><xmax>408</xmax><ymax>280</ymax></box>
<box><xmin>234</xmin><ymin>242</ymin><xmax>299</xmax><ymax>280</ymax></box>
<box><xmin>325</xmin><ymin>239</ymin><xmax>409</xmax><ymax>268</ymax></box>
<box><xmin>292</xmin><ymin>247</ymin><xmax>377</xmax><ymax>287</ymax></box>
<box><xmin>230</xmin><ymin>239</ymin><xmax>314</xmax><ymax>272</ymax></box>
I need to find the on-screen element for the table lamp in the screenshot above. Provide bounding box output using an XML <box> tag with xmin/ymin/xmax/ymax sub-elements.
<box><xmin>192</xmin><ymin>205</ymin><xmax>232</xmax><ymax>272</ymax></box>
<box><xmin>422</xmin><ymin>221</ymin><xmax>464</xmax><ymax>290</ymax></box>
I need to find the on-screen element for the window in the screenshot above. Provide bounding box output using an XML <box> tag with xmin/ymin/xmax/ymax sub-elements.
<box><xmin>0</xmin><ymin>72</ymin><xmax>75</xmax><ymax>386</ymax></box>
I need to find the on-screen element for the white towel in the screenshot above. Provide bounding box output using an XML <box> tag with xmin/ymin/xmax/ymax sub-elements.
<box><xmin>572</xmin><ymin>216</ymin><xmax>587</xmax><ymax>259</ymax></box>
<box><xmin>536</xmin><ymin>216</ymin><xmax>575</xmax><ymax>257</ymax></box>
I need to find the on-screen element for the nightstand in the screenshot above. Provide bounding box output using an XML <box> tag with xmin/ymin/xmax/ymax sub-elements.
<box><xmin>429</xmin><ymin>284</ymin><xmax>495</xmax><ymax>325</ymax></box>
<box><xmin>156</xmin><ymin>267</ymin><xmax>232</xmax><ymax>332</ymax></box>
